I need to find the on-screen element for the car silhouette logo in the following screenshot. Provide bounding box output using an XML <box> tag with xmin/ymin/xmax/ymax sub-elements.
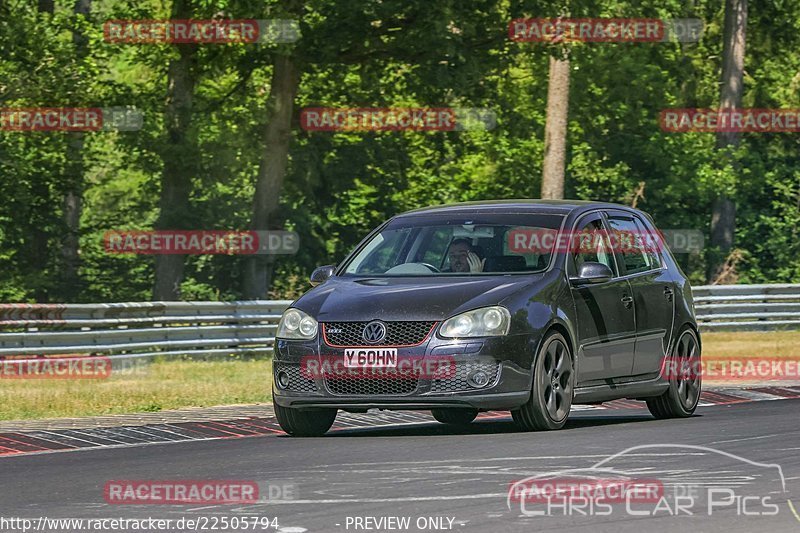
<box><xmin>362</xmin><ymin>321</ymin><xmax>387</xmax><ymax>344</ymax></box>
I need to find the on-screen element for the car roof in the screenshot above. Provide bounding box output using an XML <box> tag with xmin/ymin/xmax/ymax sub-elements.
<box><xmin>399</xmin><ymin>199</ymin><xmax>636</xmax><ymax>217</ymax></box>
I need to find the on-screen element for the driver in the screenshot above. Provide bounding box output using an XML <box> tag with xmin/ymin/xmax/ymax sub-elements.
<box><xmin>446</xmin><ymin>238</ymin><xmax>485</xmax><ymax>273</ymax></box>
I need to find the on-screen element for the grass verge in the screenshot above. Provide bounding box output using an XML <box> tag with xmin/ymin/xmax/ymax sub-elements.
<box><xmin>700</xmin><ymin>330</ymin><xmax>800</xmax><ymax>359</ymax></box>
<box><xmin>0</xmin><ymin>358</ymin><xmax>272</xmax><ymax>421</ymax></box>
<box><xmin>1</xmin><ymin>331</ymin><xmax>799</xmax><ymax>421</ymax></box>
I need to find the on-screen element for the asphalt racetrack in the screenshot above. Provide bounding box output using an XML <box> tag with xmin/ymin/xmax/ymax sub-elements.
<box><xmin>1</xmin><ymin>399</ymin><xmax>800</xmax><ymax>533</ymax></box>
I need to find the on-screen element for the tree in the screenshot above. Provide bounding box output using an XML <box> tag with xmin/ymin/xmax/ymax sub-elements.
<box><xmin>709</xmin><ymin>0</ymin><xmax>747</xmax><ymax>281</ymax></box>
<box><xmin>152</xmin><ymin>0</ymin><xmax>199</xmax><ymax>300</ymax></box>
<box><xmin>541</xmin><ymin>50</ymin><xmax>570</xmax><ymax>199</ymax></box>
<box><xmin>59</xmin><ymin>0</ymin><xmax>92</xmax><ymax>300</ymax></box>
<box><xmin>243</xmin><ymin>40</ymin><xmax>301</xmax><ymax>298</ymax></box>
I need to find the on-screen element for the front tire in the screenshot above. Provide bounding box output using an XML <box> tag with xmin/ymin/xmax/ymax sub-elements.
<box><xmin>431</xmin><ymin>408</ymin><xmax>479</xmax><ymax>425</ymax></box>
<box><xmin>512</xmin><ymin>331</ymin><xmax>574</xmax><ymax>431</ymax></box>
<box><xmin>647</xmin><ymin>328</ymin><xmax>701</xmax><ymax>419</ymax></box>
<box><xmin>275</xmin><ymin>404</ymin><xmax>337</xmax><ymax>437</ymax></box>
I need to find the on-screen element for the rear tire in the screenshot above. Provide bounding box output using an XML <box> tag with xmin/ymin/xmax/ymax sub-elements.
<box><xmin>647</xmin><ymin>328</ymin><xmax>701</xmax><ymax>419</ymax></box>
<box><xmin>275</xmin><ymin>404</ymin><xmax>337</xmax><ymax>437</ymax></box>
<box><xmin>512</xmin><ymin>331</ymin><xmax>574</xmax><ymax>431</ymax></box>
<box><xmin>431</xmin><ymin>408</ymin><xmax>479</xmax><ymax>425</ymax></box>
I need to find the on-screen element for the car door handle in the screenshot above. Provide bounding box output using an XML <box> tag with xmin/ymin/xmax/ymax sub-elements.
<box><xmin>621</xmin><ymin>295</ymin><xmax>634</xmax><ymax>308</ymax></box>
<box><xmin>664</xmin><ymin>286</ymin><xmax>674</xmax><ymax>301</ymax></box>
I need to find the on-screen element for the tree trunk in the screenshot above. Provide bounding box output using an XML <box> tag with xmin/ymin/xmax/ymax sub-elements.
<box><xmin>59</xmin><ymin>0</ymin><xmax>91</xmax><ymax>301</ymax></box>
<box><xmin>709</xmin><ymin>0</ymin><xmax>747</xmax><ymax>281</ymax></box>
<box><xmin>27</xmin><ymin>0</ymin><xmax>56</xmax><ymax>302</ymax></box>
<box><xmin>242</xmin><ymin>52</ymin><xmax>300</xmax><ymax>299</ymax></box>
<box><xmin>152</xmin><ymin>0</ymin><xmax>198</xmax><ymax>300</ymax></box>
<box><xmin>541</xmin><ymin>54</ymin><xmax>570</xmax><ymax>200</ymax></box>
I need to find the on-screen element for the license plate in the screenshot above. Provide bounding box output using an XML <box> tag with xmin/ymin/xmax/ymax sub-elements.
<box><xmin>344</xmin><ymin>348</ymin><xmax>398</xmax><ymax>368</ymax></box>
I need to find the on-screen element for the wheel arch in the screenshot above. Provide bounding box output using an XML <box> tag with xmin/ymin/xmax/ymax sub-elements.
<box><xmin>536</xmin><ymin>319</ymin><xmax>578</xmax><ymax>374</ymax></box>
<box><xmin>675</xmin><ymin>321</ymin><xmax>702</xmax><ymax>355</ymax></box>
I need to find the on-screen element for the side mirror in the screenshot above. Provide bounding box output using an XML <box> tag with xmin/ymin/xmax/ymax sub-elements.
<box><xmin>570</xmin><ymin>262</ymin><xmax>613</xmax><ymax>285</ymax></box>
<box><xmin>310</xmin><ymin>265</ymin><xmax>335</xmax><ymax>287</ymax></box>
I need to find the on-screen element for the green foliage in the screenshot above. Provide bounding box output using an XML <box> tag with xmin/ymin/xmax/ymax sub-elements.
<box><xmin>0</xmin><ymin>0</ymin><xmax>798</xmax><ymax>303</ymax></box>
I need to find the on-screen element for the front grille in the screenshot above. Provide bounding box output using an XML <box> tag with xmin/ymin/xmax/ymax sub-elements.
<box><xmin>430</xmin><ymin>360</ymin><xmax>500</xmax><ymax>392</ymax></box>
<box><xmin>322</xmin><ymin>321</ymin><xmax>436</xmax><ymax>347</ymax></box>
<box><xmin>325</xmin><ymin>377</ymin><xmax>418</xmax><ymax>396</ymax></box>
<box><xmin>274</xmin><ymin>362</ymin><xmax>317</xmax><ymax>393</ymax></box>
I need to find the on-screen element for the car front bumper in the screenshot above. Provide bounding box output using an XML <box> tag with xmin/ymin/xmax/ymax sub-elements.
<box><xmin>272</xmin><ymin>334</ymin><xmax>535</xmax><ymax>411</ymax></box>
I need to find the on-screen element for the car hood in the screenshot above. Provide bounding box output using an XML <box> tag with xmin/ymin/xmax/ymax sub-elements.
<box><xmin>293</xmin><ymin>274</ymin><xmax>543</xmax><ymax>321</ymax></box>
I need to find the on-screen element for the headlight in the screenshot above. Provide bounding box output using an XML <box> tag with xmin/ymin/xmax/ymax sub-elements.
<box><xmin>439</xmin><ymin>306</ymin><xmax>511</xmax><ymax>338</ymax></box>
<box><xmin>277</xmin><ymin>308</ymin><xmax>318</xmax><ymax>340</ymax></box>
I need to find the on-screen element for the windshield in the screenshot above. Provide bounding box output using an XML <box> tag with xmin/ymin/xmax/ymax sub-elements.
<box><xmin>342</xmin><ymin>213</ymin><xmax>564</xmax><ymax>276</ymax></box>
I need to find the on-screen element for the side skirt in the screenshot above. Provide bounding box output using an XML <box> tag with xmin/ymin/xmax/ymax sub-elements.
<box><xmin>574</xmin><ymin>374</ymin><xmax>669</xmax><ymax>404</ymax></box>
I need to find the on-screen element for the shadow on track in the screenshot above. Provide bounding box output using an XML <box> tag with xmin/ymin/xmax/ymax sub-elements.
<box><xmin>278</xmin><ymin>410</ymin><xmax>696</xmax><ymax>438</ymax></box>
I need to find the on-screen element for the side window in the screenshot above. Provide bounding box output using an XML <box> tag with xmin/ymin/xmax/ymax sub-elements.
<box><xmin>572</xmin><ymin>217</ymin><xmax>617</xmax><ymax>276</ymax></box>
<box><xmin>607</xmin><ymin>216</ymin><xmax>657</xmax><ymax>275</ymax></box>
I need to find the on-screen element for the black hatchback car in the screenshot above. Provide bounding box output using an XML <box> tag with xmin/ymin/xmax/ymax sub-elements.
<box><xmin>273</xmin><ymin>200</ymin><xmax>701</xmax><ymax>436</ymax></box>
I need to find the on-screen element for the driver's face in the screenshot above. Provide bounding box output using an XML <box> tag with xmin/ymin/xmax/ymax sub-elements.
<box><xmin>448</xmin><ymin>243</ymin><xmax>471</xmax><ymax>273</ymax></box>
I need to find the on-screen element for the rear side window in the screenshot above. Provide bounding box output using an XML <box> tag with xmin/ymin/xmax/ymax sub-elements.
<box><xmin>607</xmin><ymin>216</ymin><xmax>661</xmax><ymax>275</ymax></box>
<box><xmin>633</xmin><ymin>216</ymin><xmax>662</xmax><ymax>270</ymax></box>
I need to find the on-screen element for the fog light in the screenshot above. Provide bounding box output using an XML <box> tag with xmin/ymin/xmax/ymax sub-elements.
<box><xmin>277</xmin><ymin>371</ymin><xmax>290</xmax><ymax>389</ymax></box>
<box><xmin>467</xmin><ymin>370</ymin><xmax>490</xmax><ymax>388</ymax></box>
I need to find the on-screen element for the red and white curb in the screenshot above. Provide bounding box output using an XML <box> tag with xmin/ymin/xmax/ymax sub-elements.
<box><xmin>0</xmin><ymin>386</ymin><xmax>797</xmax><ymax>458</ymax></box>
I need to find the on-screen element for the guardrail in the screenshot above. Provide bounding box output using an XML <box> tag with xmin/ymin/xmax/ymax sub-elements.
<box><xmin>0</xmin><ymin>284</ymin><xmax>797</xmax><ymax>359</ymax></box>
<box><xmin>693</xmin><ymin>284</ymin><xmax>800</xmax><ymax>330</ymax></box>
<box><xmin>0</xmin><ymin>301</ymin><xmax>291</xmax><ymax>359</ymax></box>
